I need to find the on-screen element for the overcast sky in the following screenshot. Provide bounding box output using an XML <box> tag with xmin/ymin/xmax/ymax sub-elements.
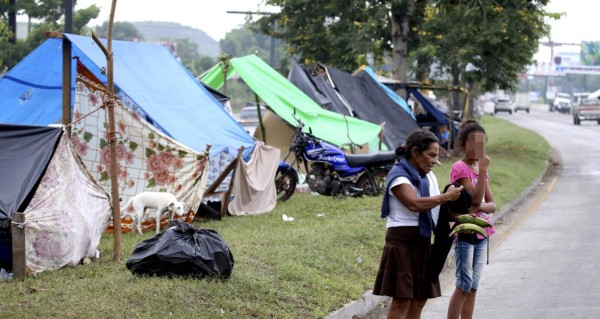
<box><xmin>76</xmin><ymin>0</ymin><xmax>591</xmax><ymax>62</ymax></box>
<box><xmin>75</xmin><ymin>0</ymin><xmax>274</xmax><ymax>41</ymax></box>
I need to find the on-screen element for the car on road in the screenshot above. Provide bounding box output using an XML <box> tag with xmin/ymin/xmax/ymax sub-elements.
<box><xmin>238</xmin><ymin>104</ymin><xmax>268</xmax><ymax>124</ymax></box>
<box><xmin>494</xmin><ymin>98</ymin><xmax>513</xmax><ymax>114</ymax></box>
<box><xmin>514</xmin><ymin>92</ymin><xmax>530</xmax><ymax>113</ymax></box>
<box><xmin>551</xmin><ymin>92</ymin><xmax>572</xmax><ymax>113</ymax></box>
<box><xmin>238</xmin><ymin>104</ymin><xmax>269</xmax><ymax>135</ymax></box>
<box><xmin>573</xmin><ymin>98</ymin><xmax>600</xmax><ymax>125</ymax></box>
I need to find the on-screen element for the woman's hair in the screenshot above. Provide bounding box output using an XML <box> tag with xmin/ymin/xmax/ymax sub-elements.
<box><xmin>395</xmin><ymin>129</ymin><xmax>438</xmax><ymax>158</ymax></box>
<box><xmin>455</xmin><ymin>119</ymin><xmax>486</xmax><ymax>148</ymax></box>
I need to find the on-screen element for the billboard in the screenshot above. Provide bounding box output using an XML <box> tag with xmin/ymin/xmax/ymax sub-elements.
<box><xmin>530</xmin><ymin>42</ymin><xmax>600</xmax><ymax>76</ymax></box>
<box><xmin>581</xmin><ymin>41</ymin><xmax>600</xmax><ymax>66</ymax></box>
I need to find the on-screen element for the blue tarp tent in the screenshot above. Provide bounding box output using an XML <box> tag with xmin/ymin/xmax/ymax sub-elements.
<box><xmin>0</xmin><ymin>34</ymin><xmax>254</xmax><ymax>157</ymax></box>
<box><xmin>407</xmin><ymin>88</ymin><xmax>449</xmax><ymax>127</ymax></box>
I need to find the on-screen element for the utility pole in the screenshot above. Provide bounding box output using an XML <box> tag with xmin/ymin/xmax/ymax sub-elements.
<box><xmin>225</xmin><ymin>10</ymin><xmax>275</xmax><ymax>66</ymax></box>
<box><xmin>8</xmin><ymin>0</ymin><xmax>16</xmax><ymax>44</ymax></box>
<box><xmin>64</xmin><ymin>0</ymin><xmax>73</xmax><ymax>33</ymax></box>
<box><xmin>541</xmin><ymin>39</ymin><xmax>579</xmax><ymax>67</ymax></box>
<box><xmin>540</xmin><ymin>37</ymin><xmax>579</xmax><ymax>103</ymax></box>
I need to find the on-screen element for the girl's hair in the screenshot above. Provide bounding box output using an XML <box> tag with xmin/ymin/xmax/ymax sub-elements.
<box><xmin>455</xmin><ymin>119</ymin><xmax>486</xmax><ymax>148</ymax></box>
<box><xmin>395</xmin><ymin>129</ymin><xmax>438</xmax><ymax>159</ymax></box>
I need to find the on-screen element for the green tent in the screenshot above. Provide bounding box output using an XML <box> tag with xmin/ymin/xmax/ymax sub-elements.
<box><xmin>201</xmin><ymin>55</ymin><xmax>382</xmax><ymax>148</ymax></box>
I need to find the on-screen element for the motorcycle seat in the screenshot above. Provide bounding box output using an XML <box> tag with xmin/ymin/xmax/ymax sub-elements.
<box><xmin>345</xmin><ymin>151</ymin><xmax>397</xmax><ymax>167</ymax></box>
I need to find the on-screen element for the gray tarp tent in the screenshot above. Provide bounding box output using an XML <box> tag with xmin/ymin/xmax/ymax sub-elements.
<box><xmin>288</xmin><ymin>63</ymin><xmax>420</xmax><ymax>149</ymax></box>
<box><xmin>0</xmin><ymin>124</ymin><xmax>112</xmax><ymax>273</ymax></box>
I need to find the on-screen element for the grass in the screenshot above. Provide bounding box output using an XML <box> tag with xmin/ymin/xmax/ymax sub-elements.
<box><xmin>0</xmin><ymin>116</ymin><xmax>550</xmax><ymax>319</ymax></box>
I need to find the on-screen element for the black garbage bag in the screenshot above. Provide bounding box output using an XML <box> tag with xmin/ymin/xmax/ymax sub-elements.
<box><xmin>125</xmin><ymin>220</ymin><xmax>234</xmax><ymax>278</ymax></box>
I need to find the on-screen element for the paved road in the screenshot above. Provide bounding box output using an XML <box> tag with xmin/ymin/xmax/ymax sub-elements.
<box><xmin>361</xmin><ymin>105</ymin><xmax>600</xmax><ymax>318</ymax></box>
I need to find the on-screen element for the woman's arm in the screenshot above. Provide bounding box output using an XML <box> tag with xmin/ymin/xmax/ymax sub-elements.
<box><xmin>392</xmin><ymin>183</ymin><xmax>463</xmax><ymax>212</ymax></box>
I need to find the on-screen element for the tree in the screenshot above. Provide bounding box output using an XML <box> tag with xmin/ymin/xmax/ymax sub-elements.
<box><xmin>390</xmin><ymin>0</ymin><xmax>415</xmax><ymax>81</ymax></box>
<box><xmin>255</xmin><ymin>0</ymin><xmax>390</xmax><ymax>72</ymax></box>
<box><xmin>411</xmin><ymin>0</ymin><xmax>557</xmax><ymax>93</ymax></box>
<box><xmin>94</xmin><ymin>21</ymin><xmax>144</xmax><ymax>42</ymax></box>
<box><xmin>167</xmin><ymin>37</ymin><xmax>215</xmax><ymax>75</ymax></box>
<box><xmin>0</xmin><ymin>1</ymin><xmax>100</xmax><ymax>70</ymax></box>
<box><xmin>220</xmin><ymin>25</ymin><xmax>290</xmax><ymax>71</ymax></box>
<box><xmin>255</xmin><ymin>0</ymin><xmax>558</xmax><ymax>95</ymax></box>
<box><xmin>0</xmin><ymin>0</ymin><xmax>13</xmax><ymax>69</ymax></box>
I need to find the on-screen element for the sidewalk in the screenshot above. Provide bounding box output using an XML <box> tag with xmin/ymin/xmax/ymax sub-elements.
<box><xmin>326</xmin><ymin>156</ymin><xmax>554</xmax><ymax>319</ymax></box>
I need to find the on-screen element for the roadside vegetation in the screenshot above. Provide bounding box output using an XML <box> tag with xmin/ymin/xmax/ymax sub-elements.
<box><xmin>1</xmin><ymin>116</ymin><xmax>549</xmax><ymax>318</ymax></box>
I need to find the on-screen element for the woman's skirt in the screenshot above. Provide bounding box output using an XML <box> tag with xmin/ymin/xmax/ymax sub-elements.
<box><xmin>373</xmin><ymin>226</ymin><xmax>441</xmax><ymax>299</ymax></box>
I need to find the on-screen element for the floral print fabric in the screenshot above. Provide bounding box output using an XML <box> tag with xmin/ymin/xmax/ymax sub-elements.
<box><xmin>71</xmin><ymin>62</ymin><xmax>209</xmax><ymax>233</ymax></box>
<box><xmin>24</xmin><ymin>137</ymin><xmax>112</xmax><ymax>273</ymax></box>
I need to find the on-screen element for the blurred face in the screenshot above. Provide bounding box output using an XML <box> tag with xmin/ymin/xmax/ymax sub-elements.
<box><xmin>464</xmin><ymin>131</ymin><xmax>486</xmax><ymax>160</ymax></box>
<box><xmin>412</xmin><ymin>142</ymin><xmax>439</xmax><ymax>174</ymax></box>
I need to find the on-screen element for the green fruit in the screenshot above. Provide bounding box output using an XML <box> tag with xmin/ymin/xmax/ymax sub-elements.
<box><xmin>455</xmin><ymin>214</ymin><xmax>491</xmax><ymax>228</ymax></box>
<box><xmin>449</xmin><ymin>223</ymin><xmax>487</xmax><ymax>238</ymax></box>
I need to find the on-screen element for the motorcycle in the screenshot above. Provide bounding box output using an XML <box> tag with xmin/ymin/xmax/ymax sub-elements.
<box><xmin>275</xmin><ymin>117</ymin><xmax>398</xmax><ymax>201</ymax></box>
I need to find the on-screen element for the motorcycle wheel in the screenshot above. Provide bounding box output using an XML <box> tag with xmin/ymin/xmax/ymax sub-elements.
<box><xmin>355</xmin><ymin>169</ymin><xmax>388</xmax><ymax>196</ymax></box>
<box><xmin>275</xmin><ymin>170</ymin><xmax>297</xmax><ymax>202</ymax></box>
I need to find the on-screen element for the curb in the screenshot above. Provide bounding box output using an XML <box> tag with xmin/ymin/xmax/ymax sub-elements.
<box><xmin>325</xmin><ymin>291</ymin><xmax>387</xmax><ymax>319</ymax></box>
<box><xmin>490</xmin><ymin>153</ymin><xmax>551</xmax><ymax>224</ymax></box>
<box><xmin>326</xmin><ymin>154</ymin><xmax>554</xmax><ymax>319</ymax></box>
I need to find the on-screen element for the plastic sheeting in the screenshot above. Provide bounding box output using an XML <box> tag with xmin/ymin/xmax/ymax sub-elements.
<box><xmin>126</xmin><ymin>220</ymin><xmax>234</xmax><ymax>278</ymax></box>
<box><xmin>0</xmin><ymin>35</ymin><xmax>254</xmax><ymax>157</ymax></box>
<box><xmin>298</xmin><ymin>64</ymin><xmax>420</xmax><ymax>148</ymax></box>
<box><xmin>288</xmin><ymin>63</ymin><xmax>355</xmax><ymax>116</ymax></box>
<box><xmin>0</xmin><ymin>124</ymin><xmax>62</xmax><ymax>221</ymax></box>
<box><xmin>358</xmin><ymin>66</ymin><xmax>415</xmax><ymax>120</ymax></box>
<box><xmin>201</xmin><ymin>55</ymin><xmax>382</xmax><ymax>148</ymax></box>
<box><xmin>408</xmin><ymin>88</ymin><xmax>449</xmax><ymax>126</ymax></box>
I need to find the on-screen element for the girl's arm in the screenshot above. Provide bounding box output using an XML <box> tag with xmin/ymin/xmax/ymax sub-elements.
<box><xmin>392</xmin><ymin>183</ymin><xmax>463</xmax><ymax>213</ymax></box>
<box><xmin>469</xmin><ymin>178</ymin><xmax>497</xmax><ymax>214</ymax></box>
<box><xmin>471</xmin><ymin>156</ymin><xmax>491</xmax><ymax>206</ymax></box>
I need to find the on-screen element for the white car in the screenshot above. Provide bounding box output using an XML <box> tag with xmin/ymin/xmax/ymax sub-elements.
<box><xmin>551</xmin><ymin>93</ymin><xmax>572</xmax><ymax>113</ymax></box>
<box><xmin>494</xmin><ymin>99</ymin><xmax>513</xmax><ymax>114</ymax></box>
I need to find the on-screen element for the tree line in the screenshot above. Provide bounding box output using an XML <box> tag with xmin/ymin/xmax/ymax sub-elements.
<box><xmin>1</xmin><ymin>0</ymin><xmax>561</xmax><ymax>96</ymax></box>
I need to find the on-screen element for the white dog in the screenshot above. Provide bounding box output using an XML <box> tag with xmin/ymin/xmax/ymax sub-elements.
<box><xmin>122</xmin><ymin>192</ymin><xmax>186</xmax><ymax>235</ymax></box>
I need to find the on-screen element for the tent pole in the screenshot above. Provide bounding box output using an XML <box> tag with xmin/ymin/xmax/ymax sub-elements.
<box><xmin>220</xmin><ymin>146</ymin><xmax>245</xmax><ymax>218</ymax></box>
<box><xmin>62</xmin><ymin>38</ymin><xmax>72</xmax><ymax>137</ymax></box>
<box><xmin>255</xmin><ymin>94</ymin><xmax>266</xmax><ymax>143</ymax></box>
<box><xmin>11</xmin><ymin>212</ymin><xmax>26</xmax><ymax>279</ymax></box>
<box><xmin>91</xmin><ymin>0</ymin><xmax>121</xmax><ymax>261</ymax></box>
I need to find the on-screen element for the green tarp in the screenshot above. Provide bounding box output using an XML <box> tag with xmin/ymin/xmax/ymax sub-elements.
<box><xmin>201</xmin><ymin>55</ymin><xmax>382</xmax><ymax>147</ymax></box>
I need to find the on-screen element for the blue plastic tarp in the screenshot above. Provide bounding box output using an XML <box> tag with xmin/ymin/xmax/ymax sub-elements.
<box><xmin>408</xmin><ymin>88</ymin><xmax>449</xmax><ymax>126</ymax></box>
<box><xmin>0</xmin><ymin>34</ymin><xmax>254</xmax><ymax>157</ymax></box>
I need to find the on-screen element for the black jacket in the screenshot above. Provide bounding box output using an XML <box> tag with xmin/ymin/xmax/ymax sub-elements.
<box><xmin>429</xmin><ymin>183</ymin><xmax>472</xmax><ymax>281</ymax></box>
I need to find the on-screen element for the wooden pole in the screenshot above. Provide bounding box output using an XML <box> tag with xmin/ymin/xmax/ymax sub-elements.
<box><xmin>11</xmin><ymin>212</ymin><xmax>26</xmax><ymax>279</ymax></box>
<box><xmin>62</xmin><ymin>38</ymin><xmax>72</xmax><ymax>137</ymax></box>
<box><xmin>220</xmin><ymin>147</ymin><xmax>245</xmax><ymax>218</ymax></box>
<box><xmin>91</xmin><ymin>0</ymin><xmax>121</xmax><ymax>261</ymax></box>
<box><xmin>255</xmin><ymin>94</ymin><xmax>266</xmax><ymax>144</ymax></box>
